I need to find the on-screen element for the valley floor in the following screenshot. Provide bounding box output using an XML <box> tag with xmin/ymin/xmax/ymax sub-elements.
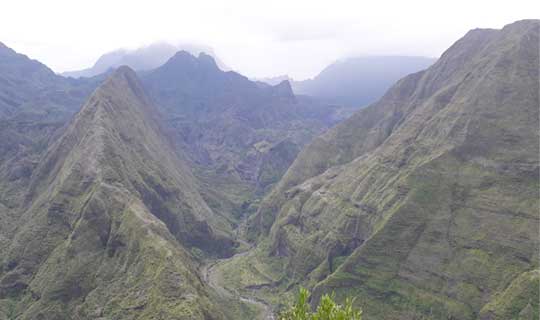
<box><xmin>202</xmin><ymin>237</ymin><xmax>276</xmax><ymax>320</ymax></box>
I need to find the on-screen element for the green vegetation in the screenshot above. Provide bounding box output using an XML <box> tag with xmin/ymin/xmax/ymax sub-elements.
<box><xmin>1</xmin><ymin>20</ymin><xmax>539</xmax><ymax>320</ymax></box>
<box><xmin>479</xmin><ymin>270</ymin><xmax>540</xmax><ymax>320</ymax></box>
<box><xmin>243</xmin><ymin>20</ymin><xmax>540</xmax><ymax>320</ymax></box>
<box><xmin>0</xmin><ymin>67</ymin><xmax>247</xmax><ymax>319</ymax></box>
<box><xmin>279</xmin><ymin>288</ymin><xmax>361</xmax><ymax>320</ymax></box>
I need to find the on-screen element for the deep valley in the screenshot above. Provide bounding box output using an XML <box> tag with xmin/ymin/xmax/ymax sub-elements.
<box><xmin>0</xmin><ymin>16</ymin><xmax>538</xmax><ymax>320</ymax></box>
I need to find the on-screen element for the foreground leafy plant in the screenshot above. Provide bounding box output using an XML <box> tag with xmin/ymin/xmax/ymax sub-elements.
<box><xmin>279</xmin><ymin>288</ymin><xmax>362</xmax><ymax>320</ymax></box>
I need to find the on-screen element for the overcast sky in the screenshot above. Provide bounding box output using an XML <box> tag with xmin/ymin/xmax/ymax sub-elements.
<box><xmin>1</xmin><ymin>0</ymin><xmax>538</xmax><ymax>79</ymax></box>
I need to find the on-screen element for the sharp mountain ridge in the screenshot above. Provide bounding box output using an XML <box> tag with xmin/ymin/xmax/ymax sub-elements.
<box><xmin>0</xmin><ymin>66</ymin><xmax>242</xmax><ymax>319</ymax></box>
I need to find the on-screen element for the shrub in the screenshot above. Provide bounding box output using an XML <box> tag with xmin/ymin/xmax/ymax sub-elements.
<box><xmin>279</xmin><ymin>288</ymin><xmax>362</xmax><ymax>320</ymax></box>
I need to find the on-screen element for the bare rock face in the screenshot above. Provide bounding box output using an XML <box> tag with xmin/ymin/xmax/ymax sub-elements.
<box><xmin>249</xmin><ymin>20</ymin><xmax>539</xmax><ymax>320</ymax></box>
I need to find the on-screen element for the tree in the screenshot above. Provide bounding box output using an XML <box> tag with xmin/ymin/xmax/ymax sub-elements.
<box><xmin>279</xmin><ymin>288</ymin><xmax>362</xmax><ymax>320</ymax></box>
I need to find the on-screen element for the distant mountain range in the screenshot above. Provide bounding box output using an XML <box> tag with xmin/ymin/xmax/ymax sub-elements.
<box><xmin>256</xmin><ymin>56</ymin><xmax>435</xmax><ymax>108</ymax></box>
<box><xmin>63</xmin><ymin>44</ymin><xmax>434</xmax><ymax>111</ymax></box>
<box><xmin>61</xmin><ymin>42</ymin><xmax>229</xmax><ymax>78</ymax></box>
<box><xmin>291</xmin><ymin>56</ymin><xmax>436</xmax><ymax>107</ymax></box>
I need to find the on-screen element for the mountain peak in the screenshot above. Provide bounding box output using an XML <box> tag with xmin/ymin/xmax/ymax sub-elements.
<box><xmin>97</xmin><ymin>65</ymin><xmax>149</xmax><ymax>108</ymax></box>
<box><xmin>164</xmin><ymin>50</ymin><xmax>220</xmax><ymax>71</ymax></box>
<box><xmin>504</xmin><ymin>18</ymin><xmax>540</xmax><ymax>29</ymax></box>
<box><xmin>172</xmin><ymin>49</ymin><xmax>196</xmax><ymax>59</ymax></box>
<box><xmin>272</xmin><ymin>79</ymin><xmax>295</xmax><ymax>99</ymax></box>
<box><xmin>198</xmin><ymin>51</ymin><xmax>219</xmax><ymax>68</ymax></box>
<box><xmin>0</xmin><ymin>41</ymin><xmax>17</xmax><ymax>57</ymax></box>
<box><xmin>112</xmin><ymin>64</ymin><xmax>136</xmax><ymax>77</ymax></box>
<box><xmin>30</xmin><ymin>59</ymin><xmax>235</xmax><ymax>253</ymax></box>
<box><xmin>62</xmin><ymin>42</ymin><xmax>228</xmax><ymax>78</ymax></box>
<box><xmin>107</xmin><ymin>65</ymin><xmax>139</xmax><ymax>87</ymax></box>
<box><xmin>164</xmin><ymin>50</ymin><xmax>200</xmax><ymax>68</ymax></box>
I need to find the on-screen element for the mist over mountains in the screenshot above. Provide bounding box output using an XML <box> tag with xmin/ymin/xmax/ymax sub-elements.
<box><xmin>61</xmin><ymin>42</ymin><xmax>229</xmax><ymax>78</ymax></box>
<box><xmin>292</xmin><ymin>56</ymin><xmax>436</xmax><ymax>107</ymax></box>
<box><xmin>255</xmin><ymin>56</ymin><xmax>435</xmax><ymax>109</ymax></box>
<box><xmin>0</xmin><ymin>18</ymin><xmax>538</xmax><ymax>320</ymax></box>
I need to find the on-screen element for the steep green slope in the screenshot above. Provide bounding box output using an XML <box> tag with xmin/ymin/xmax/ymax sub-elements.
<box><xmin>239</xmin><ymin>20</ymin><xmax>539</xmax><ymax>319</ymax></box>
<box><xmin>0</xmin><ymin>43</ymin><xmax>101</xmax><ymax>263</ymax></box>
<box><xmin>479</xmin><ymin>270</ymin><xmax>539</xmax><ymax>320</ymax></box>
<box><xmin>0</xmin><ymin>67</ymin><xmax>243</xmax><ymax>319</ymax></box>
<box><xmin>0</xmin><ymin>41</ymin><xmax>100</xmax><ymax>200</ymax></box>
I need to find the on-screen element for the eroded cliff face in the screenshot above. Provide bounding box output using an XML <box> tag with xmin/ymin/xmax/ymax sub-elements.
<box><xmin>247</xmin><ymin>20</ymin><xmax>539</xmax><ymax>319</ymax></box>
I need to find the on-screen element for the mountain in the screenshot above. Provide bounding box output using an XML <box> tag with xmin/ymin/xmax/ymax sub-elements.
<box><xmin>141</xmin><ymin>51</ymin><xmax>347</xmax><ymax>214</ymax></box>
<box><xmin>2</xmin><ymin>40</ymin><xmax>337</xmax><ymax>320</ymax></box>
<box><xmin>62</xmin><ymin>42</ymin><xmax>229</xmax><ymax>78</ymax></box>
<box><xmin>0</xmin><ymin>43</ymin><xmax>101</xmax><ymax>231</ymax></box>
<box><xmin>2</xmin><ymin>18</ymin><xmax>537</xmax><ymax>320</ymax></box>
<box><xmin>0</xmin><ymin>41</ymin><xmax>344</xmax><ymax>320</ymax></box>
<box><xmin>255</xmin><ymin>75</ymin><xmax>293</xmax><ymax>86</ymax></box>
<box><xmin>292</xmin><ymin>56</ymin><xmax>436</xmax><ymax>108</ymax></box>
<box><xmin>0</xmin><ymin>66</ymin><xmax>253</xmax><ymax>319</ymax></box>
<box><xmin>0</xmin><ymin>41</ymin><xmax>99</xmax><ymax>120</ymax></box>
<box><xmin>211</xmin><ymin>20</ymin><xmax>540</xmax><ymax>319</ymax></box>
<box><xmin>0</xmin><ymin>42</ymin><xmax>58</xmax><ymax>118</ymax></box>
